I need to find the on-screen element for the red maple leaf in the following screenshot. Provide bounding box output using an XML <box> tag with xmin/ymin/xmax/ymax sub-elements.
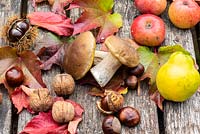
<box><xmin>27</xmin><ymin>12</ymin><xmax>73</xmax><ymax>36</ymax></box>
<box><xmin>68</xmin><ymin>0</ymin><xmax>123</xmax><ymax>42</ymax></box>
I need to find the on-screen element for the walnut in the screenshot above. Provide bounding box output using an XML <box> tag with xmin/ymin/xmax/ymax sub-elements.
<box><xmin>29</xmin><ymin>88</ymin><xmax>53</xmax><ymax>112</ymax></box>
<box><xmin>52</xmin><ymin>101</ymin><xmax>75</xmax><ymax>123</ymax></box>
<box><xmin>52</xmin><ymin>73</ymin><xmax>75</xmax><ymax>96</ymax></box>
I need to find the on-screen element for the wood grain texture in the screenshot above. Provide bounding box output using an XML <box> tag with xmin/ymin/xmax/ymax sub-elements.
<box><xmin>115</xmin><ymin>1</ymin><xmax>159</xmax><ymax>133</ymax></box>
<box><xmin>0</xmin><ymin>0</ymin><xmax>21</xmax><ymax>133</ymax></box>
<box><xmin>17</xmin><ymin>1</ymin><xmax>62</xmax><ymax>133</ymax></box>
<box><xmin>161</xmin><ymin>2</ymin><xmax>200</xmax><ymax>134</ymax></box>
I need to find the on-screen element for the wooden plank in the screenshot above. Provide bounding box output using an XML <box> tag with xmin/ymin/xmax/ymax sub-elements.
<box><xmin>17</xmin><ymin>1</ymin><xmax>62</xmax><ymax>133</ymax></box>
<box><xmin>115</xmin><ymin>1</ymin><xmax>159</xmax><ymax>133</ymax></box>
<box><xmin>0</xmin><ymin>0</ymin><xmax>21</xmax><ymax>133</ymax></box>
<box><xmin>69</xmin><ymin>0</ymin><xmax>159</xmax><ymax>133</ymax></box>
<box><xmin>162</xmin><ymin>2</ymin><xmax>200</xmax><ymax>134</ymax></box>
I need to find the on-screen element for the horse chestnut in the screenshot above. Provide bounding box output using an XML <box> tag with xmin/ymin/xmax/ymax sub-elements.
<box><xmin>5</xmin><ymin>66</ymin><xmax>24</xmax><ymax>87</ymax></box>
<box><xmin>128</xmin><ymin>63</ymin><xmax>144</xmax><ymax>77</ymax></box>
<box><xmin>8</xmin><ymin>19</ymin><xmax>30</xmax><ymax>42</ymax></box>
<box><xmin>118</xmin><ymin>106</ymin><xmax>140</xmax><ymax>127</ymax></box>
<box><xmin>125</xmin><ymin>75</ymin><xmax>138</xmax><ymax>89</ymax></box>
<box><xmin>102</xmin><ymin>115</ymin><xmax>121</xmax><ymax>134</ymax></box>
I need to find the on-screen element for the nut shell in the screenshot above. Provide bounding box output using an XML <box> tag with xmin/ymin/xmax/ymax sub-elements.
<box><xmin>52</xmin><ymin>73</ymin><xmax>75</xmax><ymax>96</ymax></box>
<box><xmin>29</xmin><ymin>88</ymin><xmax>53</xmax><ymax>112</ymax></box>
<box><xmin>102</xmin><ymin>115</ymin><xmax>121</xmax><ymax>134</ymax></box>
<box><xmin>52</xmin><ymin>101</ymin><xmax>75</xmax><ymax>123</ymax></box>
<box><xmin>118</xmin><ymin>106</ymin><xmax>140</xmax><ymax>127</ymax></box>
<box><xmin>97</xmin><ymin>90</ymin><xmax>124</xmax><ymax>114</ymax></box>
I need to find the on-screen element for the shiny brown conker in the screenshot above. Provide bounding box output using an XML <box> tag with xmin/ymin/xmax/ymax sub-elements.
<box><xmin>8</xmin><ymin>20</ymin><xmax>30</xmax><ymax>42</ymax></box>
<box><xmin>5</xmin><ymin>66</ymin><xmax>24</xmax><ymax>87</ymax></box>
<box><xmin>102</xmin><ymin>115</ymin><xmax>121</xmax><ymax>134</ymax></box>
<box><xmin>125</xmin><ymin>75</ymin><xmax>138</xmax><ymax>89</ymax></box>
<box><xmin>128</xmin><ymin>63</ymin><xmax>144</xmax><ymax>77</ymax></box>
<box><xmin>118</xmin><ymin>106</ymin><xmax>140</xmax><ymax>127</ymax></box>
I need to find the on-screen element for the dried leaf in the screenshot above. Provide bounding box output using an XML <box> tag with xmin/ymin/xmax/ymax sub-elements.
<box><xmin>0</xmin><ymin>46</ymin><xmax>46</xmax><ymax>95</ymax></box>
<box><xmin>11</xmin><ymin>87</ymin><xmax>29</xmax><ymax>114</ymax></box>
<box><xmin>88</xmin><ymin>87</ymin><xmax>105</xmax><ymax>97</ymax></box>
<box><xmin>69</xmin><ymin>0</ymin><xmax>123</xmax><ymax>42</ymax></box>
<box><xmin>0</xmin><ymin>93</ymin><xmax>2</xmax><ymax>104</ymax></box>
<box><xmin>38</xmin><ymin>45</ymin><xmax>65</xmax><ymax>70</ymax></box>
<box><xmin>52</xmin><ymin>0</ymin><xmax>72</xmax><ymax>15</ymax></box>
<box><xmin>20</xmin><ymin>111</ymin><xmax>68</xmax><ymax>134</ymax></box>
<box><xmin>27</xmin><ymin>12</ymin><xmax>73</xmax><ymax>36</ymax></box>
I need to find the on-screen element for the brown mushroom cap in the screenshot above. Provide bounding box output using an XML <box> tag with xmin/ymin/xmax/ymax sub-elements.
<box><xmin>105</xmin><ymin>35</ymin><xmax>139</xmax><ymax>67</ymax></box>
<box><xmin>63</xmin><ymin>31</ymin><xmax>96</xmax><ymax>80</ymax></box>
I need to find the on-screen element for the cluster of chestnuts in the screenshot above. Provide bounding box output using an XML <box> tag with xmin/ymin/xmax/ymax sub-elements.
<box><xmin>96</xmin><ymin>90</ymin><xmax>141</xmax><ymax>134</ymax></box>
<box><xmin>125</xmin><ymin>63</ymin><xmax>145</xmax><ymax>90</ymax></box>
<box><xmin>97</xmin><ymin>63</ymin><xmax>144</xmax><ymax>134</ymax></box>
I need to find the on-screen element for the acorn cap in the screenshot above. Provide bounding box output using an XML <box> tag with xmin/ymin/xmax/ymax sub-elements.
<box><xmin>105</xmin><ymin>35</ymin><xmax>139</xmax><ymax>67</ymax></box>
<box><xmin>63</xmin><ymin>31</ymin><xmax>96</xmax><ymax>80</ymax></box>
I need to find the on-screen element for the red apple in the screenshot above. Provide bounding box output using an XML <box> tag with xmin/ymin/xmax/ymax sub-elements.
<box><xmin>131</xmin><ymin>14</ymin><xmax>165</xmax><ymax>47</ymax></box>
<box><xmin>168</xmin><ymin>0</ymin><xmax>200</xmax><ymax>29</ymax></box>
<box><xmin>135</xmin><ymin>0</ymin><xmax>167</xmax><ymax>15</ymax></box>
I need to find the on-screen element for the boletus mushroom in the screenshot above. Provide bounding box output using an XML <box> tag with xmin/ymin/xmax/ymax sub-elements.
<box><xmin>63</xmin><ymin>31</ymin><xmax>96</xmax><ymax>80</ymax></box>
<box><xmin>90</xmin><ymin>35</ymin><xmax>139</xmax><ymax>87</ymax></box>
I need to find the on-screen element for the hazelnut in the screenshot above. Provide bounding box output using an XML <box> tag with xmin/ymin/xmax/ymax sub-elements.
<box><xmin>52</xmin><ymin>101</ymin><xmax>75</xmax><ymax>123</ymax></box>
<box><xmin>52</xmin><ymin>73</ymin><xmax>75</xmax><ymax>96</ymax></box>
<box><xmin>102</xmin><ymin>115</ymin><xmax>121</xmax><ymax>134</ymax></box>
<box><xmin>128</xmin><ymin>63</ymin><xmax>144</xmax><ymax>77</ymax></box>
<box><xmin>125</xmin><ymin>75</ymin><xmax>138</xmax><ymax>89</ymax></box>
<box><xmin>118</xmin><ymin>106</ymin><xmax>140</xmax><ymax>127</ymax></box>
<box><xmin>5</xmin><ymin>66</ymin><xmax>24</xmax><ymax>87</ymax></box>
<box><xmin>97</xmin><ymin>90</ymin><xmax>124</xmax><ymax>114</ymax></box>
<box><xmin>29</xmin><ymin>88</ymin><xmax>53</xmax><ymax>112</ymax></box>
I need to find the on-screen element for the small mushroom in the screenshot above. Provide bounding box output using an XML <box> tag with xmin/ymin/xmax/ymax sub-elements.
<box><xmin>63</xmin><ymin>31</ymin><xmax>96</xmax><ymax>80</ymax></box>
<box><xmin>90</xmin><ymin>35</ymin><xmax>139</xmax><ymax>87</ymax></box>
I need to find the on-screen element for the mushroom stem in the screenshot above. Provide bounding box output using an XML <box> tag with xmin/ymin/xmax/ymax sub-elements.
<box><xmin>94</xmin><ymin>50</ymin><xmax>108</xmax><ymax>65</ymax></box>
<box><xmin>90</xmin><ymin>53</ymin><xmax>121</xmax><ymax>87</ymax></box>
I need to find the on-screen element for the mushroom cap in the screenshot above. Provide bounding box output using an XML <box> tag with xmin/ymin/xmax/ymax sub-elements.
<box><xmin>105</xmin><ymin>35</ymin><xmax>139</xmax><ymax>67</ymax></box>
<box><xmin>63</xmin><ymin>31</ymin><xmax>96</xmax><ymax>80</ymax></box>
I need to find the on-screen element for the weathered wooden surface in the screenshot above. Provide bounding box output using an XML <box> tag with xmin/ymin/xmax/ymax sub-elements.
<box><xmin>0</xmin><ymin>0</ymin><xmax>200</xmax><ymax>134</ymax></box>
<box><xmin>161</xmin><ymin>2</ymin><xmax>200</xmax><ymax>134</ymax></box>
<box><xmin>0</xmin><ymin>0</ymin><xmax>21</xmax><ymax>133</ymax></box>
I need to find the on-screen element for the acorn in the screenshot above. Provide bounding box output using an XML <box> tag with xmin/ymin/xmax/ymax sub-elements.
<box><xmin>1</xmin><ymin>16</ymin><xmax>37</xmax><ymax>52</ymax></box>
<box><xmin>97</xmin><ymin>90</ymin><xmax>124</xmax><ymax>114</ymax></box>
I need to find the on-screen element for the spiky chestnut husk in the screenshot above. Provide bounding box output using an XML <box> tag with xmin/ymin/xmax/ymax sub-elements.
<box><xmin>1</xmin><ymin>16</ymin><xmax>38</xmax><ymax>52</ymax></box>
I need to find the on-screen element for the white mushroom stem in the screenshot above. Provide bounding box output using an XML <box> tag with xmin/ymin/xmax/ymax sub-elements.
<box><xmin>90</xmin><ymin>53</ymin><xmax>121</xmax><ymax>87</ymax></box>
<box><xmin>93</xmin><ymin>50</ymin><xmax>108</xmax><ymax>65</ymax></box>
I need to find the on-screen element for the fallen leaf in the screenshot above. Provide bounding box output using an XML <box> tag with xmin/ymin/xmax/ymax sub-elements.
<box><xmin>11</xmin><ymin>87</ymin><xmax>29</xmax><ymax>113</ymax></box>
<box><xmin>0</xmin><ymin>93</ymin><xmax>2</xmax><ymax>104</ymax></box>
<box><xmin>52</xmin><ymin>0</ymin><xmax>72</xmax><ymax>15</ymax></box>
<box><xmin>0</xmin><ymin>46</ymin><xmax>46</xmax><ymax>95</ymax></box>
<box><xmin>27</xmin><ymin>12</ymin><xmax>73</xmax><ymax>36</ymax></box>
<box><xmin>69</xmin><ymin>0</ymin><xmax>123</xmax><ymax>42</ymax></box>
<box><xmin>20</xmin><ymin>111</ymin><xmax>68</xmax><ymax>134</ymax></box>
<box><xmin>88</xmin><ymin>87</ymin><xmax>105</xmax><ymax>97</ymax></box>
<box><xmin>38</xmin><ymin>45</ymin><xmax>65</xmax><ymax>70</ymax></box>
